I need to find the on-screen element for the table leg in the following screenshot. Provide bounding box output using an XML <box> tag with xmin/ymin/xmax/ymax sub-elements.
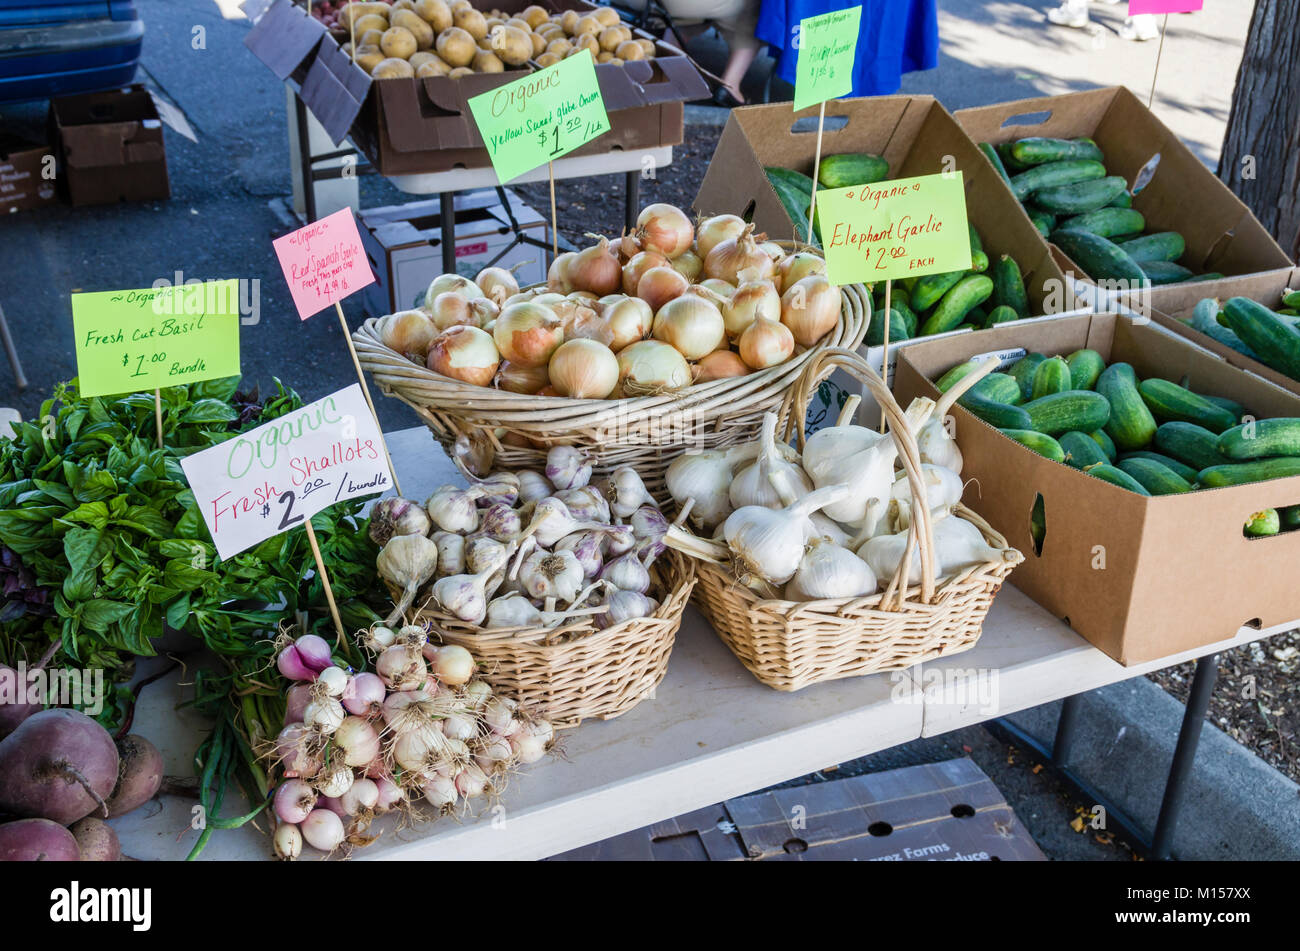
<box><xmin>1150</xmin><ymin>652</ymin><xmax>1219</xmax><ymax>860</ymax></box>
<box><xmin>1051</xmin><ymin>693</ymin><xmax>1083</xmax><ymax>768</ymax></box>
<box><xmin>294</xmin><ymin>95</ymin><xmax>317</xmax><ymax>223</ymax></box>
<box><xmin>0</xmin><ymin>302</ymin><xmax>27</xmax><ymax>391</ymax></box>
<box><xmin>441</xmin><ymin>191</ymin><xmax>457</xmax><ymax>274</ymax></box>
<box><xmin>625</xmin><ymin>170</ymin><xmax>639</xmax><ymax>234</ymax></box>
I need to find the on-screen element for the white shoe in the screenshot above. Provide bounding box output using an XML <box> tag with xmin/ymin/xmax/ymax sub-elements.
<box><xmin>1047</xmin><ymin>2</ymin><xmax>1090</xmax><ymax>28</ymax></box>
<box><xmin>1119</xmin><ymin>15</ymin><xmax>1160</xmax><ymax>41</ymax></box>
<box><xmin>1093</xmin><ymin>0</ymin><xmax>1124</xmax><ymax>5</ymax></box>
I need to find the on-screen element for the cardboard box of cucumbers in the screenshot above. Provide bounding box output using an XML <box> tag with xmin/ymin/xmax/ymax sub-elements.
<box><xmin>893</xmin><ymin>312</ymin><xmax>1300</xmax><ymax>666</ymax></box>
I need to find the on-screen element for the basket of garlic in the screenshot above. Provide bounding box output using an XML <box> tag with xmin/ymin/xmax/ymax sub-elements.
<box><xmin>352</xmin><ymin>202</ymin><xmax>871</xmax><ymax>504</ymax></box>
<box><xmin>371</xmin><ymin>449</ymin><xmax>696</xmax><ymax>726</ymax></box>
<box><xmin>662</xmin><ymin>348</ymin><xmax>1024</xmax><ymax>692</ymax></box>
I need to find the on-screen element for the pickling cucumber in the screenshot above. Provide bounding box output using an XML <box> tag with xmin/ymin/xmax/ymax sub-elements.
<box><xmin>910</xmin><ymin>270</ymin><xmax>967</xmax><ymax>313</ymax></box>
<box><xmin>1118</xmin><ymin>451</ymin><xmax>1199</xmax><ymax>484</ymax></box>
<box><xmin>1221</xmin><ymin>297</ymin><xmax>1300</xmax><ymax>380</ymax></box>
<box><xmin>1137</xmin><ymin>379</ymin><xmax>1238</xmax><ymax>433</ymax></box>
<box><xmin>1098</xmin><ymin>363</ymin><xmax>1157</xmax><ymax>450</ymax></box>
<box><xmin>1085</xmin><ymin>463</ymin><xmax>1151</xmax><ymax>495</ymax></box>
<box><xmin>1065</xmin><ymin>349</ymin><xmax>1105</xmax><ymax>391</ymax></box>
<box><xmin>1009</xmin><ymin>353</ymin><xmax>1047</xmax><ymax>401</ymax></box>
<box><xmin>1060</xmin><ymin>431</ymin><xmax>1109</xmax><ymax>469</ymax></box>
<box><xmin>1245</xmin><ymin>509</ymin><xmax>1281</xmax><ymax>537</ymax></box>
<box><xmin>991</xmin><ymin>254</ymin><xmax>1030</xmax><ymax>319</ymax></box>
<box><xmin>818</xmin><ymin>153</ymin><xmax>890</xmax><ymax>189</ymax></box>
<box><xmin>1009</xmin><ymin>159</ymin><xmax>1107</xmax><ymax>200</ymax></box>
<box><xmin>1089</xmin><ymin>429</ymin><xmax>1118</xmax><ymax>463</ymax></box>
<box><xmin>920</xmin><ymin>275</ymin><xmax>995</xmax><ymax>337</ymax></box>
<box><xmin>1033</xmin><ymin>176</ymin><xmax>1129</xmax><ymax>215</ymax></box>
<box><xmin>1197</xmin><ymin>457</ymin><xmax>1300</xmax><ymax>488</ymax></box>
<box><xmin>1216</xmin><ymin>418</ymin><xmax>1300</xmax><ymax>460</ymax></box>
<box><xmin>960</xmin><ymin>392</ymin><xmax>1033</xmax><ymax>429</ymax></box>
<box><xmin>1140</xmin><ymin>260</ymin><xmax>1196</xmax><ymax>285</ymax></box>
<box><xmin>985</xmin><ymin>304</ymin><xmax>1020</xmax><ymax>327</ymax></box>
<box><xmin>1050</xmin><ymin>229</ymin><xmax>1148</xmax><ymax>284</ymax></box>
<box><xmin>999</xmin><ymin>429</ymin><xmax>1066</xmax><ymax>463</ymax></box>
<box><xmin>1154</xmin><ymin>422</ymin><xmax>1233</xmax><ymax>471</ymax></box>
<box><xmin>1116</xmin><ymin>231</ymin><xmax>1185</xmax><ymax>264</ymax></box>
<box><xmin>1116</xmin><ymin>457</ymin><xmax>1193</xmax><ymax>495</ymax></box>
<box><xmin>1022</xmin><ymin>390</ymin><xmax>1112</xmax><ymax>436</ymax></box>
<box><xmin>1010</xmin><ymin>137</ymin><xmax>1105</xmax><ymax>165</ymax></box>
<box><xmin>1031</xmin><ymin>356</ymin><xmax>1072</xmax><ymax>399</ymax></box>
<box><xmin>979</xmin><ymin>143</ymin><xmax>1012</xmax><ymax>185</ymax></box>
<box><xmin>1058</xmin><ymin>208</ymin><xmax>1145</xmax><ymax>239</ymax></box>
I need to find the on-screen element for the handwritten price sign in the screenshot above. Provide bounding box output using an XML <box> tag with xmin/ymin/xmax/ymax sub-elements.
<box><xmin>468</xmin><ymin>49</ymin><xmax>610</xmax><ymax>185</ymax></box>
<box><xmin>817</xmin><ymin>171</ymin><xmax>973</xmax><ymax>285</ymax></box>
<box><xmin>71</xmin><ymin>282</ymin><xmax>241</xmax><ymax>398</ymax></box>
<box><xmin>180</xmin><ymin>384</ymin><xmax>392</xmax><ymax>561</ymax></box>
<box><xmin>272</xmin><ymin>208</ymin><xmax>376</xmax><ymax>320</ymax></box>
<box><xmin>793</xmin><ymin>6</ymin><xmax>862</xmax><ymax>112</ymax></box>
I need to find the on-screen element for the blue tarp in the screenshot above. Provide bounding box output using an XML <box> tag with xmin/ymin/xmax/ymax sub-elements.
<box><xmin>757</xmin><ymin>0</ymin><xmax>938</xmax><ymax>97</ymax></box>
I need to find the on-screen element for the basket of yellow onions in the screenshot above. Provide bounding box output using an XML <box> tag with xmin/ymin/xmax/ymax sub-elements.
<box><xmin>353</xmin><ymin>201</ymin><xmax>870</xmax><ymax>503</ymax></box>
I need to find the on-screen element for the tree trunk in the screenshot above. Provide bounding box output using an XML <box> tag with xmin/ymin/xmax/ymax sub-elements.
<box><xmin>1218</xmin><ymin>0</ymin><xmax>1300</xmax><ymax>262</ymax></box>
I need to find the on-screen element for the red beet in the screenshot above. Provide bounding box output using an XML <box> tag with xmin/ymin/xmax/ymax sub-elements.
<box><xmin>0</xmin><ymin>818</ymin><xmax>81</xmax><ymax>861</ymax></box>
<box><xmin>0</xmin><ymin>709</ymin><xmax>119</xmax><ymax>824</ymax></box>
<box><xmin>104</xmin><ymin>734</ymin><xmax>164</xmax><ymax>818</ymax></box>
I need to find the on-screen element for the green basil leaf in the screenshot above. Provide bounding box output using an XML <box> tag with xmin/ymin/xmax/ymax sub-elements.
<box><xmin>65</xmin><ymin>500</ymin><xmax>110</xmax><ymax>527</ymax></box>
<box><xmin>81</xmin><ymin>599</ymin><xmax>134</xmax><ymax>633</ymax></box>
<box><xmin>164</xmin><ymin>559</ymin><xmax>216</xmax><ymax>592</ymax></box>
<box><xmin>74</xmin><ymin>470</ymin><xmax>118</xmax><ymax>503</ymax></box>
<box><xmin>181</xmin><ymin>399</ymin><xmax>239</xmax><ymax>425</ymax></box>
<box><xmin>165</xmin><ymin>594</ymin><xmax>192</xmax><ymax>630</ymax></box>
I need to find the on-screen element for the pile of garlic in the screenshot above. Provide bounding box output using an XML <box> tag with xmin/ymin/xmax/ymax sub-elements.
<box><xmin>372</xmin><ymin>448</ymin><xmax>670</xmax><ymax>635</ymax></box>
<box><xmin>663</xmin><ymin>373</ymin><xmax>1015</xmax><ymax>600</ymax></box>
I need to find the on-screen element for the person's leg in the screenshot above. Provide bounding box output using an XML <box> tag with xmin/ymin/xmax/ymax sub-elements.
<box><xmin>1119</xmin><ymin>13</ymin><xmax>1161</xmax><ymax>41</ymax></box>
<box><xmin>1047</xmin><ymin>0</ymin><xmax>1090</xmax><ymax>28</ymax></box>
<box><xmin>713</xmin><ymin>0</ymin><xmax>760</xmax><ymax>105</ymax></box>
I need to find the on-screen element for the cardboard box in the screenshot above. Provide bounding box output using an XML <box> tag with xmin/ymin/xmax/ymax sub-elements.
<box><xmin>955</xmin><ymin>87</ymin><xmax>1294</xmax><ymax>311</ymax></box>
<box><xmin>359</xmin><ymin>189</ymin><xmax>549</xmax><ymax>316</ymax></box>
<box><xmin>1150</xmin><ymin>267</ymin><xmax>1300</xmax><ymax>398</ymax></box>
<box><xmin>549</xmin><ymin>759</ymin><xmax>1044</xmax><ymax>861</ymax></box>
<box><xmin>245</xmin><ymin>0</ymin><xmax>708</xmax><ymax>176</ymax></box>
<box><xmin>0</xmin><ymin>135</ymin><xmax>58</xmax><ymax>214</ymax></box>
<box><xmin>50</xmin><ymin>85</ymin><xmax>170</xmax><ymax>207</ymax></box>
<box><xmin>893</xmin><ymin>314</ymin><xmax>1300</xmax><ymax>665</ymax></box>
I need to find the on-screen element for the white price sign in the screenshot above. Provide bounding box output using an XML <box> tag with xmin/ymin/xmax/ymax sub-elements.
<box><xmin>180</xmin><ymin>384</ymin><xmax>392</xmax><ymax>560</ymax></box>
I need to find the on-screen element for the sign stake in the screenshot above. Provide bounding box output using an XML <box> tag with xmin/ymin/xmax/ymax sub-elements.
<box><xmin>1148</xmin><ymin>14</ymin><xmax>1170</xmax><ymax>109</ymax></box>
<box><xmin>879</xmin><ymin>280</ymin><xmax>891</xmax><ymax>434</ymax></box>
<box><xmin>304</xmin><ymin>519</ymin><xmax>347</xmax><ymax>645</ymax></box>
<box><xmin>334</xmin><ymin>301</ymin><xmax>402</xmax><ymax>495</ymax></box>
<box><xmin>548</xmin><ymin>160</ymin><xmax>559</xmax><ymax>260</ymax></box>
<box><xmin>154</xmin><ymin>388</ymin><xmax>164</xmax><ymax>449</ymax></box>
<box><xmin>806</xmin><ymin>101</ymin><xmax>827</xmax><ymax>245</ymax></box>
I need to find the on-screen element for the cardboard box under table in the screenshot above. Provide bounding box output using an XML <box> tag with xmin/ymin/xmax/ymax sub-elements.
<box><xmin>954</xmin><ymin>86</ymin><xmax>1294</xmax><ymax>311</ymax></box>
<box><xmin>1150</xmin><ymin>266</ymin><xmax>1300</xmax><ymax>399</ymax></box>
<box><xmin>244</xmin><ymin>0</ymin><xmax>707</xmax><ymax>176</ymax></box>
<box><xmin>892</xmin><ymin>312</ymin><xmax>1300</xmax><ymax>666</ymax></box>
<box><xmin>50</xmin><ymin>84</ymin><xmax>170</xmax><ymax>207</ymax></box>
<box><xmin>0</xmin><ymin>135</ymin><xmax>57</xmax><ymax>213</ymax></box>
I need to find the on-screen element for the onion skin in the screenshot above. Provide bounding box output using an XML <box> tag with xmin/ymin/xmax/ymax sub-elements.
<box><xmin>722</xmin><ymin>278</ymin><xmax>781</xmax><ymax>341</ymax></box>
<box><xmin>568</xmin><ymin>237</ymin><xmax>622</xmax><ymax>296</ymax></box>
<box><xmin>636</xmin><ymin>203</ymin><xmax>694</xmax><ymax>258</ymax></box>
<box><xmin>381</xmin><ymin>309</ymin><xmax>439</xmax><ymax>360</ymax></box>
<box><xmin>602</xmin><ymin>296</ymin><xmax>653</xmax><ymax>350</ymax></box>
<box><xmin>636</xmin><ymin>266</ymin><xmax>689</xmax><ymax>314</ymax></box>
<box><xmin>738</xmin><ymin>314</ymin><xmax>795</xmax><ymax>369</ymax></box>
<box><xmin>692</xmin><ymin>349</ymin><xmax>751</xmax><ymax>383</ymax></box>
<box><xmin>781</xmin><ymin>275</ymin><xmax>842</xmax><ymax>347</ymax></box>
<box><xmin>547</xmin><ymin>251</ymin><xmax>576</xmax><ymax>292</ymax></box>
<box><xmin>671</xmin><ymin>249</ymin><xmax>703</xmax><ymax>283</ymax></box>
<box><xmin>428</xmin><ymin>325</ymin><xmax>500</xmax><ymax>387</ymax></box>
<box><xmin>622</xmin><ymin>249</ymin><xmax>669</xmax><ymax>295</ymax></box>
<box><xmin>429</xmin><ymin>292</ymin><xmax>474</xmax><ymax>331</ymax></box>
<box><xmin>616</xmin><ymin>340</ymin><xmax>692</xmax><ymax>393</ymax></box>
<box><xmin>652</xmin><ymin>296</ymin><xmax>725</xmax><ymax>360</ymax></box>
<box><xmin>495</xmin><ymin>360</ymin><xmax>550</xmax><ymax>394</ymax></box>
<box><xmin>703</xmin><ymin>224</ymin><xmax>775</xmax><ymax>285</ymax></box>
<box><xmin>695</xmin><ymin>213</ymin><xmax>747</xmax><ymax>260</ymax></box>
<box><xmin>778</xmin><ymin>251</ymin><xmax>827</xmax><ymax>293</ymax></box>
<box><xmin>493</xmin><ymin>302</ymin><xmax>565</xmax><ymax>368</ymax></box>
<box><xmin>549</xmin><ymin>339</ymin><xmax>620</xmax><ymax>399</ymax></box>
<box><xmin>476</xmin><ymin>265</ymin><xmax>519</xmax><ymax>305</ymax></box>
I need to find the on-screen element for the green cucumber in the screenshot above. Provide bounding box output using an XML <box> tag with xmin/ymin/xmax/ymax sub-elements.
<box><xmin>1279</xmin><ymin>505</ymin><xmax>1300</xmax><ymax>530</ymax></box>
<box><xmin>1059</xmin><ymin>208</ymin><xmax>1146</xmax><ymax>238</ymax></box>
<box><xmin>935</xmin><ymin>359</ymin><xmax>983</xmax><ymax>393</ymax></box>
<box><xmin>1118</xmin><ymin>451</ymin><xmax>1199</xmax><ymax>483</ymax></box>
<box><xmin>1137</xmin><ymin>379</ymin><xmax>1238</xmax><ymax>433</ymax></box>
<box><xmin>991</xmin><ymin>254</ymin><xmax>1030</xmax><ymax>319</ymax></box>
<box><xmin>1116</xmin><ymin>232</ymin><xmax>1185</xmax><ymax>264</ymax></box>
<box><xmin>1108</xmin><ymin>190</ymin><xmax>1133</xmax><ymax>208</ymax></box>
<box><xmin>1089</xmin><ymin>429</ymin><xmax>1118</xmax><ymax>462</ymax></box>
<box><xmin>968</xmin><ymin>224</ymin><xmax>983</xmax><ymax>256</ymax></box>
<box><xmin>985</xmin><ymin>304</ymin><xmax>1020</xmax><ymax>327</ymax></box>
<box><xmin>1154</xmin><ymin>422</ymin><xmax>1233</xmax><ymax>471</ymax></box>
<box><xmin>1031</xmin><ymin>356</ymin><xmax>1072</xmax><ymax>399</ymax></box>
<box><xmin>1022</xmin><ymin>390</ymin><xmax>1111</xmax><ymax>436</ymax></box>
<box><xmin>1188</xmin><ymin>298</ymin><xmax>1259</xmax><ymax>359</ymax></box>
<box><xmin>1085</xmin><ymin>463</ymin><xmax>1151</xmax><ymax>495</ymax></box>
<box><xmin>1097</xmin><ymin>363</ymin><xmax>1157</xmax><ymax>450</ymax></box>
<box><xmin>999</xmin><ymin>429</ymin><xmax>1066</xmax><ymax>463</ymax></box>
<box><xmin>1221</xmin><ymin>297</ymin><xmax>1300</xmax><ymax>380</ymax></box>
<box><xmin>920</xmin><ymin>275</ymin><xmax>995</xmax><ymax>337</ymax></box>
<box><xmin>1060</xmin><ymin>430</ymin><xmax>1109</xmax><ymax>469</ymax></box>
<box><xmin>1244</xmin><ymin>509</ymin><xmax>1281</xmax><ymax>537</ymax></box>
<box><xmin>1284</xmin><ymin>291</ymin><xmax>1300</xmax><ymax>309</ymax></box>
<box><xmin>1116</xmin><ymin>458</ymin><xmax>1193</xmax><ymax>495</ymax></box>
<box><xmin>970</xmin><ymin>250</ymin><xmax>990</xmax><ymax>274</ymax></box>
<box><xmin>1202</xmin><ymin>395</ymin><xmax>1250</xmax><ymax>422</ymax></box>
<box><xmin>966</xmin><ymin>305</ymin><xmax>988</xmax><ymax>327</ymax></box>
<box><xmin>1033</xmin><ymin>176</ymin><xmax>1129</xmax><ymax>215</ymax></box>
<box><xmin>764</xmin><ymin>167</ymin><xmax>816</xmax><ymax>244</ymax></box>
<box><xmin>911</xmin><ymin>270</ymin><xmax>967</xmax><ymax>312</ymax></box>
<box><xmin>1009</xmin><ymin>353</ymin><xmax>1047</xmax><ymax>401</ymax></box>
<box><xmin>1140</xmin><ymin>260</ymin><xmax>1196</xmax><ymax>285</ymax></box>
<box><xmin>1050</xmin><ymin>229</ymin><xmax>1148</xmax><ymax>284</ymax></box>
<box><xmin>1216</xmin><ymin>418</ymin><xmax>1300</xmax><ymax>460</ymax></box>
<box><xmin>1197</xmin><ymin>457</ymin><xmax>1300</xmax><ymax>488</ymax></box>
<box><xmin>959</xmin><ymin>392</ymin><xmax>1033</xmax><ymax>429</ymax></box>
<box><xmin>1010</xmin><ymin>137</ymin><xmax>1105</xmax><ymax>166</ymax></box>
<box><xmin>996</xmin><ymin>142</ymin><xmax>1031</xmax><ymax>172</ymax></box>
<box><xmin>971</xmin><ymin>372</ymin><xmax>1024</xmax><ymax>405</ymax></box>
<box><xmin>1027</xmin><ymin>208</ymin><xmax>1055</xmax><ymax>238</ymax></box>
<box><xmin>865</xmin><ymin>305</ymin><xmax>916</xmax><ymax>345</ymax></box>
<box><xmin>818</xmin><ymin>153</ymin><xmax>890</xmax><ymax>189</ymax></box>
<box><xmin>979</xmin><ymin>143</ymin><xmax>1012</xmax><ymax>185</ymax></box>
<box><xmin>1065</xmin><ymin>349</ymin><xmax>1105</xmax><ymax>390</ymax></box>
<box><xmin>1008</xmin><ymin>159</ymin><xmax>1107</xmax><ymax>200</ymax></box>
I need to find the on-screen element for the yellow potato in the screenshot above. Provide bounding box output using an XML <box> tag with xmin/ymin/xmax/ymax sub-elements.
<box><xmin>353</xmin><ymin>12</ymin><xmax>390</xmax><ymax>34</ymax></box>
<box><xmin>534</xmin><ymin>51</ymin><xmax>560</xmax><ymax>67</ymax></box>
<box><xmin>473</xmin><ymin>49</ymin><xmax>505</xmax><ymax>72</ymax></box>
<box><xmin>392</xmin><ymin>0</ymin><xmax>417</xmax><ymax>10</ymax></box>
<box><xmin>353</xmin><ymin>44</ymin><xmax>386</xmax><ymax>72</ymax></box>
<box><xmin>634</xmin><ymin>38</ymin><xmax>655</xmax><ymax>57</ymax></box>
<box><xmin>530</xmin><ymin>31</ymin><xmax>546</xmax><ymax>56</ymax></box>
<box><xmin>341</xmin><ymin>2</ymin><xmax>390</xmax><ymax>29</ymax></box>
<box><xmin>572</xmin><ymin>32</ymin><xmax>599</xmax><ymax>53</ymax></box>
<box><xmin>477</xmin><ymin>35</ymin><xmax>493</xmax><ymax>50</ymax></box>
<box><xmin>453</xmin><ymin>6</ymin><xmax>488</xmax><ymax>39</ymax></box>
<box><xmin>358</xmin><ymin>28</ymin><xmax>384</xmax><ymax>46</ymax></box>
<box><xmin>521</xmin><ymin>5</ymin><xmax>549</xmax><ymax>28</ymax></box>
<box><xmin>380</xmin><ymin>26</ymin><xmax>418</xmax><ymax>59</ymax></box>
<box><xmin>449</xmin><ymin>0</ymin><xmax>472</xmax><ymax>10</ymax></box>
<box><xmin>594</xmin><ymin>6</ymin><xmax>621</xmax><ymax>27</ymax></box>
<box><xmin>490</xmin><ymin>24</ymin><xmax>533</xmax><ymax>66</ymax></box>
<box><xmin>598</xmin><ymin>26</ymin><xmax>628</xmax><ymax>51</ymax></box>
<box><xmin>559</xmin><ymin>10</ymin><xmax>580</xmax><ymax>33</ymax></box>
<box><xmin>414</xmin><ymin>0</ymin><xmax>452</xmax><ymax>32</ymax></box>
<box><xmin>615</xmin><ymin>40</ymin><xmax>644</xmax><ymax>61</ymax></box>
<box><xmin>448</xmin><ymin>66</ymin><xmax>474</xmax><ymax>78</ymax></box>
<box><xmin>504</xmin><ymin>17</ymin><xmax>532</xmax><ymax>32</ymax></box>
<box><xmin>535</xmin><ymin>22</ymin><xmax>562</xmax><ymax>38</ymax></box>
<box><xmin>435</xmin><ymin>26</ymin><xmax>477</xmax><ymax>66</ymax></box>
<box><xmin>545</xmin><ymin>37</ymin><xmax>571</xmax><ymax>56</ymax></box>
<box><xmin>390</xmin><ymin>10</ymin><xmax>434</xmax><ymax>49</ymax></box>
<box><xmin>341</xmin><ymin>41</ymin><xmax>353</xmax><ymax>55</ymax></box>
<box><xmin>596</xmin><ymin>50</ymin><xmax>613</xmax><ymax>63</ymax></box>
<box><xmin>415</xmin><ymin>56</ymin><xmax>452</xmax><ymax>77</ymax></box>
<box><xmin>573</xmin><ymin>14</ymin><xmax>601</xmax><ymax>35</ymax></box>
<box><xmin>372</xmin><ymin>57</ymin><xmax>416</xmax><ymax>79</ymax></box>
<box><xmin>408</xmin><ymin>50</ymin><xmax>439</xmax><ymax>69</ymax></box>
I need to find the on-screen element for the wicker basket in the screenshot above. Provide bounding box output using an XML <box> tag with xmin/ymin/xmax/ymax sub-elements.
<box><xmin>408</xmin><ymin>550</ymin><xmax>696</xmax><ymax>728</ymax></box>
<box><xmin>668</xmin><ymin>348</ymin><xmax>1024</xmax><ymax>692</ymax></box>
<box><xmin>352</xmin><ymin>261</ymin><xmax>870</xmax><ymax>503</ymax></box>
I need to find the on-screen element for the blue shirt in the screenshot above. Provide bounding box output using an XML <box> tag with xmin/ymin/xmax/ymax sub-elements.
<box><xmin>757</xmin><ymin>0</ymin><xmax>938</xmax><ymax>96</ymax></box>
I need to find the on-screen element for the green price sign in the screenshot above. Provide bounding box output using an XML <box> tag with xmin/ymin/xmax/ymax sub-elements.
<box><xmin>794</xmin><ymin>6</ymin><xmax>862</xmax><ymax>112</ymax></box>
<box><xmin>817</xmin><ymin>172</ymin><xmax>973</xmax><ymax>285</ymax></box>
<box><xmin>71</xmin><ymin>281</ymin><xmax>242</xmax><ymax>397</ymax></box>
<box><xmin>468</xmin><ymin>50</ymin><xmax>611</xmax><ymax>184</ymax></box>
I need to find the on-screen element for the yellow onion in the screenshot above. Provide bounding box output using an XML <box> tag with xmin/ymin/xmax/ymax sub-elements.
<box><xmin>738</xmin><ymin>314</ymin><xmax>794</xmax><ymax>370</ymax></box>
<box><xmin>548</xmin><ymin>339</ymin><xmax>620</xmax><ymax>399</ymax></box>
<box><xmin>613</xmin><ymin>231</ymin><xmax>642</xmax><ymax>262</ymax></box>
<box><xmin>671</xmin><ymin>249</ymin><xmax>703</xmax><ymax>283</ymax></box>
<box><xmin>695</xmin><ymin>213</ymin><xmax>747</xmax><ymax>260</ymax></box>
<box><xmin>428</xmin><ymin>291</ymin><xmax>474</xmax><ymax>330</ymax></box>
<box><xmin>692</xmin><ymin>350</ymin><xmax>751</xmax><ymax>383</ymax></box>
<box><xmin>547</xmin><ymin>252</ymin><xmax>576</xmax><ymax>292</ymax></box>
<box><xmin>778</xmin><ymin>250</ymin><xmax>827</xmax><ymax>293</ymax></box>
<box><xmin>556</xmin><ymin>301</ymin><xmax>615</xmax><ymax>347</ymax></box>
<box><xmin>636</xmin><ymin>265</ymin><xmax>689</xmax><ymax>314</ymax></box>
<box><xmin>428</xmin><ymin>325</ymin><xmax>500</xmax><ymax>386</ymax></box>
<box><xmin>426</xmin><ymin>273</ymin><xmax>485</xmax><ymax>303</ymax></box>
<box><xmin>475</xmin><ymin>265</ymin><xmax>519</xmax><ymax>305</ymax></box>
<box><xmin>704</xmin><ymin>223</ymin><xmax>775</xmax><ymax>285</ymax></box>
<box><xmin>758</xmin><ymin>241</ymin><xmax>786</xmax><ymax>262</ymax></box>
<box><xmin>532</xmin><ymin>292</ymin><xmax>566</xmax><ymax>308</ymax></box>
<box><xmin>616</xmin><ymin>340</ymin><xmax>692</xmax><ymax>393</ymax></box>
<box><xmin>652</xmin><ymin>295</ymin><xmax>725</xmax><ymax>360</ymax></box>
<box><xmin>635</xmin><ymin>203</ymin><xmax>694</xmax><ymax>258</ymax></box>
<box><xmin>494</xmin><ymin>301</ymin><xmax>565</xmax><ymax>368</ymax></box>
<box><xmin>622</xmin><ymin>249</ymin><xmax>668</xmax><ymax>295</ymax></box>
<box><xmin>468</xmin><ymin>297</ymin><xmax>499</xmax><ymax>328</ymax></box>
<box><xmin>380</xmin><ymin>309</ymin><xmax>439</xmax><ymax>360</ymax></box>
<box><xmin>602</xmin><ymin>296</ymin><xmax>652</xmax><ymax>350</ymax></box>
<box><xmin>722</xmin><ymin>277</ymin><xmax>781</xmax><ymax>340</ymax></box>
<box><xmin>567</xmin><ymin>236</ymin><xmax>622</xmax><ymax>295</ymax></box>
<box><xmin>781</xmin><ymin>275</ymin><xmax>841</xmax><ymax>347</ymax></box>
<box><xmin>693</xmin><ymin>278</ymin><xmax>736</xmax><ymax>301</ymax></box>
<box><xmin>496</xmin><ymin>360</ymin><xmax>550</xmax><ymax>394</ymax></box>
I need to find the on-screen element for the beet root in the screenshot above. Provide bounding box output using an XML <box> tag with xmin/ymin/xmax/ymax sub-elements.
<box><xmin>104</xmin><ymin>734</ymin><xmax>164</xmax><ymax>818</ymax></box>
<box><xmin>0</xmin><ymin>818</ymin><xmax>81</xmax><ymax>861</ymax></box>
<box><xmin>69</xmin><ymin>816</ymin><xmax>122</xmax><ymax>861</ymax></box>
<box><xmin>0</xmin><ymin>709</ymin><xmax>119</xmax><ymax>824</ymax></box>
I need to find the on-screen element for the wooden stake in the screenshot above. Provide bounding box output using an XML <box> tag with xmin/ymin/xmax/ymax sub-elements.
<box><xmin>806</xmin><ymin>101</ymin><xmax>827</xmax><ymax>245</ymax></box>
<box><xmin>334</xmin><ymin>301</ymin><xmax>403</xmax><ymax>495</ymax></box>
<box><xmin>154</xmin><ymin>388</ymin><xmax>164</xmax><ymax>449</ymax></box>
<box><xmin>304</xmin><ymin>518</ymin><xmax>346</xmax><ymax>645</ymax></box>
<box><xmin>349</xmin><ymin>5</ymin><xmax>356</xmax><ymax>64</ymax></box>
<box><xmin>1148</xmin><ymin>14</ymin><xmax>1170</xmax><ymax>109</ymax></box>
<box><xmin>548</xmin><ymin>160</ymin><xmax>558</xmax><ymax>260</ymax></box>
<box><xmin>879</xmin><ymin>280</ymin><xmax>891</xmax><ymax>434</ymax></box>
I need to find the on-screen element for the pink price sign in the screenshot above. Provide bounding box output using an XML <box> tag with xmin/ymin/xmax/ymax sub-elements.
<box><xmin>1128</xmin><ymin>0</ymin><xmax>1202</xmax><ymax>14</ymax></box>
<box><xmin>272</xmin><ymin>207</ymin><xmax>376</xmax><ymax>320</ymax></box>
